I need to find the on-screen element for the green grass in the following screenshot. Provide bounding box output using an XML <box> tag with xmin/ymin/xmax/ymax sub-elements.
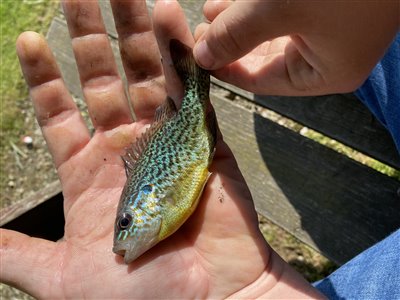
<box><xmin>0</xmin><ymin>0</ymin><xmax>59</xmax><ymax>150</ymax></box>
<box><xmin>252</xmin><ymin>101</ymin><xmax>400</xmax><ymax>180</ymax></box>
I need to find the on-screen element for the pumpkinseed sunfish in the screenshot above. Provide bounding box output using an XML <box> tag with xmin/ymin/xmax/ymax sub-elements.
<box><xmin>112</xmin><ymin>40</ymin><xmax>216</xmax><ymax>264</ymax></box>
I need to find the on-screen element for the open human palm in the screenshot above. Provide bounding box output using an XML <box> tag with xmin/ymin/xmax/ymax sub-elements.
<box><xmin>1</xmin><ymin>0</ymin><xmax>322</xmax><ymax>299</ymax></box>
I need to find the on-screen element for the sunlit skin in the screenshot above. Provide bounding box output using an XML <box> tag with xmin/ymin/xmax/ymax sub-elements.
<box><xmin>0</xmin><ymin>0</ymin><xmax>325</xmax><ymax>298</ymax></box>
<box><xmin>193</xmin><ymin>0</ymin><xmax>399</xmax><ymax>96</ymax></box>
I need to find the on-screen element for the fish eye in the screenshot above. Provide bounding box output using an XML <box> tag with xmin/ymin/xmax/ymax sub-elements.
<box><xmin>118</xmin><ymin>213</ymin><xmax>132</xmax><ymax>229</ymax></box>
<box><xmin>142</xmin><ymin>184</ymin><xmax>153</xmax><ymax>194</ymax></box>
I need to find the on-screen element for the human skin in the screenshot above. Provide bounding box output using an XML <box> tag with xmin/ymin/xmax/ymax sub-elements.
<box><xmin>0</xmin><ymin>0</ymin><xmax>324</xmax><ymax>299</ymax></box>
<box><xmin>193</xmin><ymin>0</ymin><xmax>400</xmax><ymax>96</ymax></box>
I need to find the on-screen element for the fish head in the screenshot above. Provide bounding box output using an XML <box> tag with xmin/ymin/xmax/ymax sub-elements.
<box><xmin>112</xmin><ymin>184</ymin><xmax>162</xmax><ymax>264</ymax></box>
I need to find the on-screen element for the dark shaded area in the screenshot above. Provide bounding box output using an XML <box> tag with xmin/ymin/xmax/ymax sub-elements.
<box><xmin>252</xmin><ymin>94</ymin><xmax>400</xmax><ymax>265</ymax></box>
<box><xmin>254</xmin><ymin>93</ymin><xmax>400</xmax><ymax>169</ymax></box>
<box><xmin>1</xmin><ymin>193</ymin><xmax>65</xmax><ymax>241</ymax></box>
<box><xmin>289</xmin><ymin>259</ymin><xmax>338</xmax><ymax>283</ymax></box>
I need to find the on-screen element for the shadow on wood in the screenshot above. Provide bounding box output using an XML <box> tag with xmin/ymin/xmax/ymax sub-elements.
<box><xmin>253</xmin><ymin>94</ymin><xmax>400</xmax><ymax>169</ymax></box>
<box><xmin>252</xmin><ymin>112</ymin><xmax>400</xmax><ymax>264</ymax></box>
<box><xmin>2</xmin><ymin>193</ymin><xmax>65</xmax><ymax>241</ymax></box>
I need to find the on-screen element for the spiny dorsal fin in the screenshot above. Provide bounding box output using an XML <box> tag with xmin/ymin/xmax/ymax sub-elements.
<box><xmin>154</xmin><ymin>96</ymin><xmax>177</xmax><ymax>122</ymax></box>
<box><xmin>121</xmin><ymin>97</ymin><xmax>177</xmax><ymax>177</ymax></box>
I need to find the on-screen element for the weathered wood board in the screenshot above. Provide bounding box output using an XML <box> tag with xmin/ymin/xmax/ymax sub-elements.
<box><xmin>211</xmin><ymin>94</ymin><xmax>400</xmax><ymax>264</ymax></box>
<box><xmin>95</xmin><ymin>0</ymin><xmax>205</xmax><ymax>38</ymax></box>
<box><xmin>255</xmin><ymin>93</ymin><xmax>400</xmax><ymax>169</ymax></box>
<box><xmin>58</xmin><ymin>0</ymin><xmax>205</xmax><ymax>39</ymax></box>
<box><xmin>213</xmin><ymin>80</ymin><xmax>400</xmax><ymax>170</ymax></box>
<box><xmin>0</xmin><ymin>180</ymin><xmax>61</xmax><ymax>227</ymax></box>
<box><xmin>1</xmin><ymin>190</ymin><xmax>64</xmax><ymax>242</ymax></box>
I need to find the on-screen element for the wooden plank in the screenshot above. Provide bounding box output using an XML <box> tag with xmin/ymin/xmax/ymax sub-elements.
<box><xmin>151</xmin><ymin>0</ymin><xmax>205</xmax><ymax>33</ymax></box>
<box><xmin>211</xmin><ymin>93</ymin><xmax>400</xmax><ymax>265</ymax></box>
<box><xmin>212</xmin><ymin>80</ymin><xmax>400</xmax><ymax>169</ymax></box>
<box><xmin>255</xmin><ymin>94</ymin><xmax>400</xmax><ymax>169</ymax></box>
<box><xmin>59</xmin><ymin>0</ymin><xmax>205</xmax><ymax>37</ymax></box>
<box><xmin>0</xmin><ymin>180</ymin><xmax>61</xmax><ymax>227</ymax></box>
<box><xmin>1</xmin><ymin>192</ymin><xmax>64</xmax><ymax>242</ymax></box>
<box><xmin>95</xmin><ymin>0</ymin><xmax>206</xmax><ymax>39</ymax></box>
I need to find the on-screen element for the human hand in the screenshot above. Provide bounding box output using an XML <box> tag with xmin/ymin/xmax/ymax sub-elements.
<box><xmin>193</xmin><ymin>0</ymin><xmax>399</xmax><ymax>96</ymax></box>
<box><xmin>0</xmin><ymin>0</ymin><xmax>322</xmax><ymax>298</ymax></box>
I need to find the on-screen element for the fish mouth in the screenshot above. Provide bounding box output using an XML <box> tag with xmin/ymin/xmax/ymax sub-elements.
<box><xmin>113</xmin><ymin>248</ymin><xmax>126</xmax><ymax>257</ymax></box>
<box><xmin>112</xmin><ymin>243</ymin><xmax>131</xmax><ymax>264</ymax></box>
<box><xmin>113</xmin><ymin>223</ymin><xmax>161</xmax><ymax>264</ymax></box>
<box><xmin>113</xmin><ymin>242</ymin><xmax>144</xmax><ymax>264</ymax></box>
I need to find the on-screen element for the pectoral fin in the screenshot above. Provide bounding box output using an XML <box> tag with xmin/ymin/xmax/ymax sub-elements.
<box><xmin>192</xmin><ymin>172</ymin><xmax>212</xmax><ymax>208</ymax></box>
<box><xmin>159</xmin><ymin>190</ymin><xmax>176</xmax><ymax>206</ymax></box>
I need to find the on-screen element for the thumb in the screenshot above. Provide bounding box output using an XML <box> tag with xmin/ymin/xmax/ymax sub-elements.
<box><xmin>193</xmin><ymin>1</ymin><xmax>277</xmax><ymax>70</ymax></box>
<box><xmin>0</xmin><ymin>229</ymin><xmax>60</xmax><ymax>298</ymax></box>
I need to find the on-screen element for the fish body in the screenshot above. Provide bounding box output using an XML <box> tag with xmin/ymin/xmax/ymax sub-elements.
<box><xmin>113</xmin><ymin>40</ymin><xmax>216</xmax><ymax>264</ymax></box>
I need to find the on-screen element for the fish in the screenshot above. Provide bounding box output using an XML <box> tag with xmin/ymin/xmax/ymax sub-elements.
<box><xmin>112</xmin><ymin>39</ymin><xmax>217</xmax><ymax>264</ymax></box>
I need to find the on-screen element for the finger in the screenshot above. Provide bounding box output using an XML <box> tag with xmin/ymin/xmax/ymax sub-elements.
<box><xmin>62</xmin><ymin>0</ymin><xmax>132</xmax><ymax>130</ymax></box>
<box><xmin>195</xmin><ymin>0</ymin><xmax>232</xmax><ymax>41</ymax></box>
<box><xmin>110</xmin><ymin>0</ymin><xmax>166</xmax><ymax>123</ymax></box>
<box><xmin>211</xmin><ymin>51</ymin><xmax>289</xmax><ymax>95</ymax></box>
<box><xmin>203</xmin><ymin>0</ymin><xmax>232</xmax><ymax>22</ymax></box>
<box><xmin>194</xmin><ymin>22</ymin><xmax>209</xmax><ymax>41</ymax></box>
<box><xmin>153</xmin><ymin>0</ymin><xmax>195</xmax><ymax>104</ymax></box>
<box><xmin>0</xmin><ymin>229</ymin><xmax>59</xmax><ymax>298</ymax></box>
<box><xmin>193</xmin><ymin>1</ymin><xmax>291</xmax><ymax>70</ymax></box>
<box><xmin>211</xmin><ymin>37</ymin><xmax>326</xmax><ymax>96</ymax></box>
<box><xmin>16</xmin><ymin>32</ymin><xmax>90</xmax><ymax>168</ymax></box>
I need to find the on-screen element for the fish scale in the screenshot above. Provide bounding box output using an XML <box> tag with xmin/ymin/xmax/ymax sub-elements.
<box><xmin>113</xmin><ymin>40</ymin><xmax>216</xmax><ymax>263</ymax></box>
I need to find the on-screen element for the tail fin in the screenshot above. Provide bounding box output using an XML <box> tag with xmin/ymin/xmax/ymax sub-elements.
<box><xmin>169</xmin><ymin>39</ymin><xmax>208</xmax><ymax>84</ymax></box>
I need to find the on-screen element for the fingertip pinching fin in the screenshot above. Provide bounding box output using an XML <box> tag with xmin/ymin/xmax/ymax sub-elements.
<box><xmin>170</xmin><ymin>39</ymin><xmax>204</xmax><ymax>82</ymax></box>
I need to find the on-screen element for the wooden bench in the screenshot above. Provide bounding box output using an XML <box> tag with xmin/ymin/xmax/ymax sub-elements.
<box><xmin>2</xmin><ymin>0</ymin><xmax>399</xmax><ymax>267</ymax></box>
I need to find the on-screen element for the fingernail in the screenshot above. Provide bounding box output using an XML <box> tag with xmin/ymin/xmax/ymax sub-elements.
<box><xmin>194</xmin><ymin>40</ymin><xmax>215</xmax><ymax>69</ymax></box>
